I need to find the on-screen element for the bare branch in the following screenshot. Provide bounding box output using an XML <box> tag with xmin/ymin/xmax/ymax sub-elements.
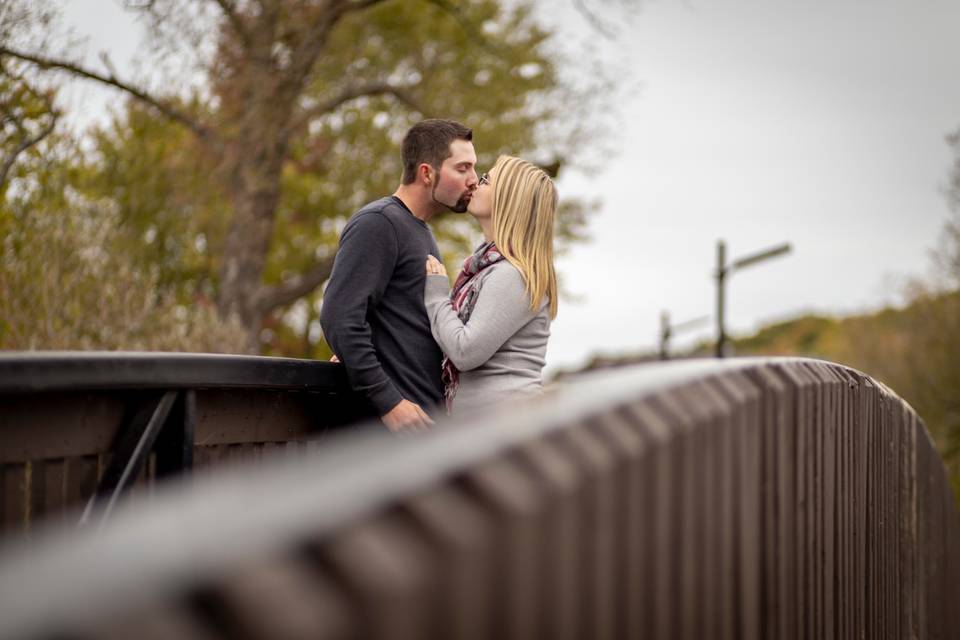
<box><xmin>98</xmin><ymin>50</ymin><xmax>119</xmax><ymax>78</ymax></box>
<box><xmin>572</xmin><ymin>0</ymin><xmax>617</xmax><ymax>39</ymax></box>
<box><xmin>281</xmin><ymin>0</ymin><xmax>390</xmax><ymax>88</ymax></box>
<box><xmin>0</xmin><ymin>45</ymin><xmax>216</xmax><ymax>143</ymax></box>
<box><xmin>422</xmin><ymin>0</ymin><xmax>506</xmax><ymax>57</ymax></box>
<box><xmin>290</xmin><ymin>80</ymin><xmax>425</xmax><ymax>134</ymax></box>
<box><xmin>340</xmin><ymin>0</ymin><xmax>390</xmax><ymax>14</ymax></box>
<box><xmin>0</xmin><ymin>110</ymin><xmax>56</xmax><ymax>189</ymax></box>
<box><xmin>253</xmin><ymin>254</ymin><xmax>337</xmax><ymax>313</ymax></box>
<box><xmin>209</xmin><ymin>0</ymin><xmax>253</xmax><ymax>49</ymax></box>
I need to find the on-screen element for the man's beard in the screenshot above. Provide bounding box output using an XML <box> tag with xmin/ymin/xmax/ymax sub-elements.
<box><xmin>432</xmin><ymin>182</ymin><xmax>471</xmax><ymax>213</ymax></box>
<box><xmin>449</xmin><ymin>193</ymin><xmax>471</xmax><ymax>213</ymax></box>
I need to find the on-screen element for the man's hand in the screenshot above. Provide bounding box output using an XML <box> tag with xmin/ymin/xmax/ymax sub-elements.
<box><xmin>381</xmin><ymin>399</ymin><xmax>434</xmax><ymax>433</ymax></box>
<box><xmin>425</xmin><ymin>255</ymin><xmax>447</xmax><ymax>277</ymax></box>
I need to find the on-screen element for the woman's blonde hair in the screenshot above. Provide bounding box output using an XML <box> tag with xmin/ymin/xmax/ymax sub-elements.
<box><xmin>490</xmin><ymin>155</ymin><xmax>559</xmax><ymax>319</ymax></box>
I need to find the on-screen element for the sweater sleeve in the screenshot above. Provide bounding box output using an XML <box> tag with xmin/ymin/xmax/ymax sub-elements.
<box><xmin>424</xmin><ymin>265</ymin><xmax>541</xmax><ymax>371</ymax></box>
<box><xmin>320</xmin><ymin>212</ymin><xmax>403</xmax><ymax>415</ymax></box>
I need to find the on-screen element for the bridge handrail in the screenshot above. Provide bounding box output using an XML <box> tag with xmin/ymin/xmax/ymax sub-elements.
<box><xmin>0</xmin><ymin>357</ymin><xmax>957</xmax><ymax>638</ymax></box>
<box><xmin>0</xmin><ymin>351</ymin><xmax>347</xmax><ymax>393</ymax></box>
<box><xmin>0</xmin><ymin>351</ymin><xmax>366</xmax><ymax>536</ymax></box>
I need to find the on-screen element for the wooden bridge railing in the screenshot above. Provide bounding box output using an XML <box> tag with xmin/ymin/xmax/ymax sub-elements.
<box><xmin>0</xmin><ymin>357</ymin><xmax>957</xmax><ymax>639</ymax></box>
<box><xmin>0</xmin><ymin>352</ymin><xmax>369</xmax><ymax>537</ymax></box>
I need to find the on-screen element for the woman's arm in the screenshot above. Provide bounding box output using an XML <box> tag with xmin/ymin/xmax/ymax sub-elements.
<box><xmin>424</xmin><ymin>264</ymin><xmax>541</xmax><ymax>371</ymax></box>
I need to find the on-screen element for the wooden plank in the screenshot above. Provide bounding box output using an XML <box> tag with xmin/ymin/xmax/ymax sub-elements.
<box><xmin>715</xmin><ymin>370</ymin><xmax>763</xmax><ymax>640</ymax></box>
<box><xmin>513</xmin><ymin>438</ymin><xmax>581</xmax><ymax>640</ymax></box>
<box><xmin>755</xmin><ymin>365</ymin><xmax>797</xmax><ymax>640</ymax></box>
<box><xmin>456</xmin><ymin>457</ymin><xmax>544</xmax><ymax>640</ymax></box>
<box><xmin>1</xmin><ymin>463</ymin><xmax>28</xmax><ymax>539</ymax></box>
<box><xmin>86</xmin><ymin>602</ymin><xmax>221</xmax><ymax>640</ymax></box>
<box><xmin>621</xmin><ymin>399</ymin><xmax>673</xmax><ymax>639</ymax></box>
<box><xmin>0</xmin><ymin>392</ymin><xmax>127</xmax><ymax>463</ymax></box>
<box><xmin>770</xmin><ymin>363</ymin><xmax>807</xmax><ymax>640</ymax></box>
<box><xmin>697</xmin><ymin>384</ymin><xmax>724</xmax><ymax>640</ymax></box>
<box><xmin>64</xmin><ymin>455</ymin><xmax>100</xmax><ymax>514</ymax></box>
<box><xmin>193</xmin><ymin>389</ymin><xmax>320</xmax><ymax>447</ymax></box>
<box><xmin>558</xmin><ymin>423</ymin><xmax>617</xmax><ymax>640</ymax></box>
<box><xmin>590</xmin><ymin>408</ymin><xmax>649</xmax><ymax>640</ymax></box>
<box><xmin>715</xmin><ymin>385</ymin><xmax>736</xmax><ymax>640</ymax></box>
<box><xmin>812</xmin><ymin>363</ymin><xmax>838</xmax><ymax>640</ymax></box>
<box><xmin>744</xmin><ymin>365</ymin><xmax>787</xmax><ymax>640</ymax></box>
<box><xmin>318</xmin><ymin>514</ymin><xmax>437</xmax><ymax>640</ymax></box>
<box><xmin>41</xmin><ymin>458</ymin><xmax>67</xmax><ymax>526</ymax></box>
<box><xmin>400</xmin><ymin>484</ymin><xmax>495</xmax><ymax>640</ymax></box>
<box><xmin>27</xmin><ymin>460</ymin><xmax>45</xmax><ymax>536</ymax></box>
<box><xmin>200</xmin><ymin>557</ymin><xmax>356</xmax><ymax>640</ymax></box>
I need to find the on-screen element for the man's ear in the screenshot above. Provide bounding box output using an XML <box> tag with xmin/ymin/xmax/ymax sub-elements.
<box><xmin>419</xmin><ymin>163</ymin><xmax>433</xmax><ymax>185</ymax></box>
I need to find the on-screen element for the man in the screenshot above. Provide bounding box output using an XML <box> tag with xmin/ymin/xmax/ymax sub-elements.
<box><xmin>320</xmin><ymin>119</ymin><xmax>478</xmax><ymax>431</ymax></box>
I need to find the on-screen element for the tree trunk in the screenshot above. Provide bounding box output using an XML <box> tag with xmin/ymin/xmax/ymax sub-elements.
<box><xmin>217</xmin><ymin>159</ymin><xmax>285</xmax><ymax>350</ymax></box>
<box><xmin>214</xmin><ymin>59</ymin><xmax>298</xmax><ymax>350</ymax></box>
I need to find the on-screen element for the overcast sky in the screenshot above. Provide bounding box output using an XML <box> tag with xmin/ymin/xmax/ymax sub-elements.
<box><xmin>544</xmin><ymin>0</ymin><xmax>960</xmax><ymax>373</ymax></box>
<box><xmin>60</xmin><ymin>1</ymin><xmax>960</xmax><ymax>374</ymax></box>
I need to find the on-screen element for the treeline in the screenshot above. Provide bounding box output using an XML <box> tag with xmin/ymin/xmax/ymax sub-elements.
<box><xmin>1</xmin><ymin>0</ymin><xmax>610</xmax><ymax>357</ymax></box>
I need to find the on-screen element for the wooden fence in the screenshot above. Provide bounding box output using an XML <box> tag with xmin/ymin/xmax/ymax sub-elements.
<box><xmin>0</xmin><ymin>356</ymin><xmax>957</xmax><ymax>639</ymax></box>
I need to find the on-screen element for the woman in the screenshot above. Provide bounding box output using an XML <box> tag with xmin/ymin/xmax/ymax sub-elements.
<box><xmin>424</xmin><ymin>155</ymin><xmax>558</xmax><ymax>414</ymax></box>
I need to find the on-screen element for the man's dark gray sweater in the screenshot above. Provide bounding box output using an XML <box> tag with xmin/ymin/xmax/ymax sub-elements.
<box><xmin>320</xmin><ymin>196</ymin><xmax>444</xmax><ymax>416</ymax></box>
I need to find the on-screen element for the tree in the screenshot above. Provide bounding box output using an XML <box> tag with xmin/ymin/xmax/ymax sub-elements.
<box><xmin>1</xmin><ymin>0</ymin><xmax>604</xmax><ymax>351</ymax></box>
<box><xmin>0</xmin><ymin>65</ymin><xmax>58</xmax><ymax>191</ymax></box>
<box><xmin>0</xmin><ymin>127</ymin><xmax>249</xmax><ymax>351</ymax></box>
<box><xmin>0</xmin><ymin>3</ymin><xmax>59</xmax><ymax>191</ymax></box>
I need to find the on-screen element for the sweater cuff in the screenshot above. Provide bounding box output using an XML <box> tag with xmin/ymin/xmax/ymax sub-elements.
<box><xmin>424</xmin><ymin>274</ymin><xmax>451</xmax><ymax>302</ymax></box>
<box><xmin>368</xmin><ymin>380</ymin><xmax>404</xmax><ymax>417</ymax></box>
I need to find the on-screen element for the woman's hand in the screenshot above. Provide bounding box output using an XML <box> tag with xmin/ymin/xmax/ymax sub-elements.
<box><xmin>425</xmin><ymin>255</ymin><xmax>447</xmax><ymax>277</ymax></box>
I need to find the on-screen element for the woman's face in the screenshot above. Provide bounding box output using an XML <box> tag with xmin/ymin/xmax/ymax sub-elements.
<box><xmin>467</xmin><ymin>169</ymin><xmax>494</xmax><ymax>220</ymax></box>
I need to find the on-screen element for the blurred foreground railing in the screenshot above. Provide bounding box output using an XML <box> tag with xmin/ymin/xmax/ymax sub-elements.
<box><xmin>0</xmin><ymin>357</ymin><xmax>958</xmax><ymax>639</ymax></box>
<box><xmin>0</xmin><ymin>352</ymin><xmax>369</xmax><ymax>536</ymax></box>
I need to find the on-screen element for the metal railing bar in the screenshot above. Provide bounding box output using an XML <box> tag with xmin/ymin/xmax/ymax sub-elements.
<box><xmin>79</xmin><ymin>391</ymin><xmax>178</xmax><ymax>529</ymax></box>
<box><xmin>155</xmin><ymin>390</ymin><xmax>196</xmax><ymax>479</ymax></box>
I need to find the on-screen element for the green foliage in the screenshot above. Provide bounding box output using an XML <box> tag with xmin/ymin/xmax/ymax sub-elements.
<box><xmin>45</xmin><ymin>0</ymin><xmax>602</xmax><ymax>358</ymax></box>
<box><xmin>3</xmin><ymin>0</ymin><xmax>607</xmax><ymax>358</ymax></box>
<box><xmin>0</xmin><ymin>62</ymin><xmax>58</xmax><ymax>194</ymax></box>
<box><xmin>731</xmin><ymin>315</ymin><xmax>840</xmax><ymax>356</ymax></box>
<box><xmin>271</xmin><ymin>0</ymin><xmax>589</xmax><ymax>272</ymax></box>
<box><xmin>0</xmin><ymin>141</ymin><xmax>248</xmax><ymax>352</ymax></box>
<box><xmin>81</xmin><ymin>99</ymin><xmax>229</xmax><ymax>294</ymax></box>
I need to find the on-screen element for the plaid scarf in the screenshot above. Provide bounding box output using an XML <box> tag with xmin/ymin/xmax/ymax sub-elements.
<box><xmin>441</xmin><ymin>241</ymin><xmax>505</xmax><ymax>412</ymax></box>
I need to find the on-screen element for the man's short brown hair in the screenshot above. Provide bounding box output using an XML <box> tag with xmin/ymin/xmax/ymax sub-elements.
<box><xmin>401</xmin><ymin>119</ymin><xmax>473</xmax><ymax>184</ymax></box>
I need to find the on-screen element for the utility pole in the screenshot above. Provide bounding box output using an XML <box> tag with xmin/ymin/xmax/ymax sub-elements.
<box><xmin>715</xmin><ymin>240</ymin><xmax>792</xmax><ymax>358</ymax></box>
<box><xmin>660</xmin><ymin>311</ymin><xmax>710</xmax><ymax>361</ymax></box>
<box><xmin>716</xmin><ymin>241</ymin><xmax>726</xmax><ymax>358</ymax></box>
<box><xmin>660</xmin><ymin>311</ymin><xmax>670</xmax><ymax>361</ymax></box>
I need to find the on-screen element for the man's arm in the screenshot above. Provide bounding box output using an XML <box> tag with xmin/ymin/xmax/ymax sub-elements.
<box><xmin>320</xmin><ymin>212</ymin><xmax>405</xmax><ymax>416</ymax></box>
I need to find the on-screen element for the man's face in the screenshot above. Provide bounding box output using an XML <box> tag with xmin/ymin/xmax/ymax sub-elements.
<box><xmin>430</xmin><ymin>139</ymin><xmax>478</xmax><ymax>213</ymax></box>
